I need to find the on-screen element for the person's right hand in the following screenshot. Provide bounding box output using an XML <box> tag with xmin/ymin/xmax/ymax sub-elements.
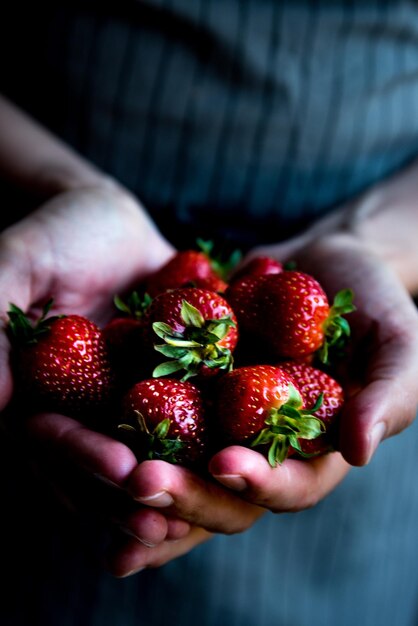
<box><xmin>0</xmin><ymin>184</ymin><xmax>268</xmax><ymax>576</ymax></box>
<box><xmin>0</xmin><ymin>183</ymin><xmax>185</xmax><ymax>558</ymax></box>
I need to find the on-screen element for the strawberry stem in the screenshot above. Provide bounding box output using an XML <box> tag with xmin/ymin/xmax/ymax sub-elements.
<box><xmin>251</xmin><ymin>385</ymin><xmax>325</xmax><ymax>467</ymax></box>
<box><xmin>152</xmin><ymin>300</ymin><xmax>235</xmax><ymax>380</ymax></box>
<box><xmin>317</xmin><ymin>288</ymin><xmax>356</xmax><ymax>364</ymax></box>
<box><xmin>114</xmin><ymin>291</ymin><xmax>152</xmax><ymax>319</ymax></box>
<box><xmin>7</xmin><ymin>299</ymin><xmax>60</xmax><ymax>344</ymax></box>
<box><xmin>118</xmin><ymin>413</ymin><xmax>184</xmax><ymax>464</ymax></box>
<box><xmin>196</xmin><ymin>238</ymin><xmax>242</xmax><ymax>281</ymax></box>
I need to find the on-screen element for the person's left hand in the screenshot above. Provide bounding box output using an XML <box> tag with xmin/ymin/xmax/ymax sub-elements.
<box><xmin>105</xmin><ymin>231</ymin><xmax>418</xmax><ymax>576</ymax></box>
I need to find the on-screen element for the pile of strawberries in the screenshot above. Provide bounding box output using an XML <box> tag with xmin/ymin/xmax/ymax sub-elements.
<box><xmin>7</xmin><ymin>241</ymin><xmax>355</xmax><ymax>470</ymax></box>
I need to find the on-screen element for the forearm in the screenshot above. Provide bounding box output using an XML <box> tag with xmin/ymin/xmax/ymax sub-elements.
<box><xmin>0</xmin><ymin>94</ymin><xmax>112</xmax><ymax>197</ymax></box>
<box><xmin>339</xmin><ymin>162</ymin><xmax>418</xmax><ymax>295</ymax></box>
<box><xmin>281</xmin><ymin>160</ymin><xmax>418</xmax><ymax>296</ymax></box>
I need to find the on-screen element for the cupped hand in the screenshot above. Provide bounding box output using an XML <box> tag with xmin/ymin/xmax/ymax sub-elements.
<box><xmin>0</xmin><ymin>182</ymin><xmax>175</xmax><ymax>407</ymax></box>
<box><xmin>114</xmin><ymin>232</ymin><xmax>418</xmax><ymax>576</ymax></box>
<box><xmin>246</xmin><ymin>232</ymin><xmax>418</xmax><ymax>464</ymax></box>
<box><xmin>0</xmin><ymin>183</ymin><xmax>182</xmax><ymax>571</ymax></box>
<box><xmin>5</xmin><ymin>194</ymin><xmax>418</xmax><ymax>577</ymax></box>
<box><xmin>0</xmin><ymin>186</ymin><xmax>267</xmax><ymax>577</ymax></box>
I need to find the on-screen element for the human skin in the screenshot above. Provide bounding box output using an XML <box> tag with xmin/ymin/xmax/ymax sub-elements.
<box><xmin>1</xmin><ymin>95</ymin><xmax>418</xmax><ymax>576</ymax></box>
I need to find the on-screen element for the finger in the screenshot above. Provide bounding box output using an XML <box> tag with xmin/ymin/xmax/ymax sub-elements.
<box><xmin>25</xmin><ymin>412</ymin><xmax>138</xmax><ymax>485</ymax></box>
<box><xmin>339</xmin><ymin>324</ymin><xmax>418</xmax><ymax>465</ymax></box>
<box><xmin>209</xmin><ymin>446</ymin><xmax>350</xmax><ymax>512</ymax></box>
<box><xmin>105</xmin><ymin>526</ymin><xmax>212</xmax><ymax>577</ymax></box>
<box><xmin>28</xmin><ymin>441</ymin><xmax>185</xmax><ymax>548</ymax></box>
<box><xmin>118</xmin><ymin>509</ymin><xmax>191</xmax><ymax>547</ymax></box>
<box><xmin>126</xmin><ymin>460</ymin><xmax>265</xmax><ymax>534</ymax></box>
<box><xmin>166</xmin><ymin>517</ymin><xmax>192</xmax><ymax>540</ymax></box>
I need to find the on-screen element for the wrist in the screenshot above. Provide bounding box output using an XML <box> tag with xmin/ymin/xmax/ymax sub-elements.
<box><xmin>342</xmin><ymin>182</ymin><xmax>418</xmax><ymax>295</ymax></box>
<box><xmin>33</xmin><ymin>160</ymin><xmax>117</xmax><ymax>198</ymax></box>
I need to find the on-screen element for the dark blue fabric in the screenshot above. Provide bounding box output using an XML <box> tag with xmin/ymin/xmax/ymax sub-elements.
<box><xmin>3</xmin><ymin>1</ymin><xmax>418</xmax><ymax>245</ymax></box>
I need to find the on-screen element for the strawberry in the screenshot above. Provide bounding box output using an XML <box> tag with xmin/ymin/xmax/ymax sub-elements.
<box><xmin>215</xmin><ymin>365</ymin><xmax>325</xmax><ymax>466</ymax></box>
<box><xmin>146</xmin><ymin>287</ymin><xmax>238</xmax><ymax>380</ymax></box>
<box><xmin>144</xmin><ymin>240</ymin><xmax>241</xmax><ymax>297</ymax></box>
<box><xmin>228</xmin><ymin>270</ymin><xmax>354</xmax><ymax>363</ymax></box>
<box><xmin>225</xmin><ymin>257</ymin><xmax>283</xmax><ymax>327</ymax></box>
<box><xmin>144</xmin><ymin>249</ymin><xmax>220</xmax><ymax>297</ymax></box>
<box><xmin>103</xmin><ymin>317</ymin><xmax>148</xmax><ymax>388</ymax></box>
<box><xmin>103</xmin><ymin>292</ymin><xmax>153</xmax><ymax>387</ymax></box>
<box><xmin>191</xmin><ymin>273</ymin><xmax>229</xmax><ymax>293</ymax></box>
<box><xmin>232</xmin><ymin>255</ymin><xmax>283</xmax><ymax>280</ymax></box>
<box><xmin>7</xmin><ymin>301</ymin><xmax>115</xmax><ymax>420</ymax></box>
<box><xmin>120</xmin><ymin>378</ymin><xmax>208</xmax><ymax>467</ymax></box>
<box><xmin>279</xmin><ymin>361</ymin><xmax>344</xmax><ymax>456</ymax></box>
<box><xmin>225</xmin><ymin>274</ymin><xmax>261</xmax><ymax>336</ymax></box>
<box><xmin>225</xmin><ymin>274</ymin><xmax>268</xmax><ymax>367</ymax></box>
<box><xmin>144</xmin><ymin>241</ymin><xmax>230</xmax><ymax>297</ymax></box>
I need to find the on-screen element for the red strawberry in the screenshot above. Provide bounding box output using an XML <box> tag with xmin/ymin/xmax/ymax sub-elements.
<box><xmin>120</xmin><ymin>378</ymin><xmax>208</xmax><ymax>467</ymax></box>
<box><xmin>103</xmin><ymin>292</ymin><xmax>153</xmax><ymax>387</ymax></box>
<box><xmin>144</xmin><ymin>240</ymin><xmax>240</xmax><ymax>297</ymax></box>
<box><xmin>228</xmin><ymin>271</ymin><xmax>354</xmax><ymax>363</ymax></box>
<box><xmin>103</xmin><ymin>317</ymin><xmax>148</xmax><ymax>388</ymax></box>
<box><xmin>280</xmin><ymin>361</ymin><xmax>344</xmax><ymax>456</ymax></box>
<box><xmin>232</xmin><ymin>256</ymin><xmax>283</xmax><ymax>281</ymax></box>
<box><xmin>225</xmin><ymin>275</ymin><xmax>269</xmax><ymax>367</ymax></box>
<box><xmin>145</xmin><ymin>250</ymin><xmax>218</xmax><ymax>297</ymax></box>
<box><xmin>7</xmin><ymin>301</ymin><xmax>115</xmax><ymax>420</ymax></box>
<box><xmin>193</xmin><ymin>273</ymin><xmax>229</xmax><ymax>293</ymax></box>
<box><xmin>146</xmin><ymin>287</ymin><xmax>238</xmax><ymax>380</ymax></box>
<box><xmin>215</xmin><ymin>365</ymin><xmax>325</xmax><ymax>466</ymax></box>
<box><xmin>226</xmin><ymin>257</ymin><xmax>283</xmax><ymax>327</ymax></box>
<box><xmin>225</xmin><ymin>275</ymin><xmax>261</xmax><ymax>336</ymax></box>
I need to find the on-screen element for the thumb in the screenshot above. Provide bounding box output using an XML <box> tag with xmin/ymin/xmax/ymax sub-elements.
<box><xmin>338</xmin><ymin>322</ymin><xmax>418</xmax><ymax>466</ymax></box>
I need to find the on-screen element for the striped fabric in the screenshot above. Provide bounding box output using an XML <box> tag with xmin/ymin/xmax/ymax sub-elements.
<box><xmin>3</xmin><ymin>1</ymin><xmax>418</xmax><ymax>245</ymax></box>
<box><xmin>1</xmin><ymin>1</ymin><xmax>418</xmax><ymax>625</ymax></box>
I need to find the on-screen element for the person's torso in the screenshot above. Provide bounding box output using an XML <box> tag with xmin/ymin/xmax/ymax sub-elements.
<box><xmin>3</xmin><ymin>0</ymin><xmax>418</xmax><ymax>245</ymax></box>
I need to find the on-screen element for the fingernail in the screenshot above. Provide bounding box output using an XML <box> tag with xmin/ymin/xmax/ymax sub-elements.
<box><xmin>136</xmin><ymin>491</ymin><xmax>174</xmax><ymax>507</ymax></box>
<box><xmin>118</xmin><ymin>527</ymin><xmax>156</xmax><ymax>547</ymax></box>
<box><xmin>367</xmin><ymin>422</ymin><xmax>386</xmax><ymax>463</ymax></box>
<box><xmin>93</xmin><ymin>473</ymin><xmax>124</xmax><ymax>491</ymax></box>
<box><xmin>118</xmin><ymin>567</ymin><xmax>146</xmax><ymax>578</ymax></box>
<box><xmin>212</xmin><ymin>474</ymin><xmax>247</xmax><ymax>492</ymax></box>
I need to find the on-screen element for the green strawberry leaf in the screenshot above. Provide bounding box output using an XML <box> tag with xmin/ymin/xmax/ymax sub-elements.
<box><xmin>152</xmin><ymin>322</ymin><xmax>177</xmax><ymax>339</ymax></box>
<box><xmin>153</xmin><ymin>360</ymin><xmax>185</xmax><ymax>377</ymax></box>
<box><xmin>181</xmin><ymin>300</ymin><xmax>205</xmax><ymax>328</ymax></box>
<box><xmin>114</xmin><ymin>291</ymin><xmax>152</xmax><ymax>318</ymax></box>
<box><xmin>196</xmin><ymin>238</ymin><xmax>242</xmax><ymax>281</ymax></box>
<box><xmin>7</xmin><ymin>298</ymin><xmax>61</xmax><ymax>344</ymax></box>
<box><xmin>152</xmin><ymin>300</ymin><xmax>235</xmax><ymax>380</ymax></box>
<box><xmin>332</xmin><ymin>288</ymin><xmax>356</xmax><ymax>313</ymax></box>
<box><xmin>318</xmin><ymin>288</ymin><xmax>356</xmax><ymax>365</ymax></box>
<box><xmin>153</xmin><ymin>344</ymin><xmax>188</xmax><ymax>358</ymax></box>
<box><xmin>268</xmin><ymin>436</ymin><xmax>290</xmax><ymax>467</ymax></box>
<box><xmin>296</xmin><ymin>417</ymin><xmax>325</xmax><ymax>440</ymax></box>
<box><xmin>251</xmin><ymin>382</ymin><xmax>326</xmax><ymax>467</ymax></box>
<box><xmin>154</xmin><ymin>418</ymin><xmax>171</xmax><ymax>439</ymax></box>
<box><xmin>285</xmin><ymin>383</ymin><xmax>304</xmax><ymax>409</ymax></box>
